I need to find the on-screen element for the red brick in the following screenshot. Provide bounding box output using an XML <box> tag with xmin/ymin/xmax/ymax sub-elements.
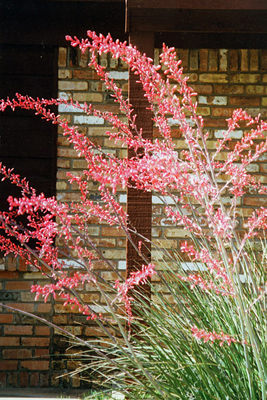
<box><xmin>4</xmin><ymin>325</ymin><xmax>33</xmax><ymax>336</ymax></box>
<box><xmin>36</xmin><ymin>303</ymin><xmax>52</xmax><ymax>313</ymax></box>
<box><xmin>243</xmin><ymin>197</ymin><xmax>267</xmax><ymax>206</ymax></box>
<box><xmin>8</xmin><ymin>372</ymin><xmax>18</xmax><ymax>387</ymax></box>
<box><xmin>20</xmin><ymin>372</ymin><xmax>29</xmax><ymax>388</ymax></box>
<box><xmin>229</xmin><ymin>96</ymin><xmax>260</xmax><ymax>107</ymax></box>
<box><xmin>101</xmin><ymin>226</ymin><xmax>124</xmax><ymax>237</ymax></box>
<box><xmin>229</xmin><ymin>49</ymin><xmax>239</xmax><ymax>71</ymax></box>
<box><xmin>35</xmin><ymin>326</ymin><xmax>51</xmax><ymax>336</ymax></box>
<box><xmin>0</xmin><ymin>271</ymin><xmax>19</xmax><ymax>279</ymax></box>
<box><xmin>35</xmin><ymin>349</ymin><xmax>50</xmax><ymax>358</ymax></box>
<box><xmin>199</xmin><ymin>49</ymin><xmax>208</xmax><ymax>71</ymax></box>
<box><xmin>8</xmin><ymin>303</ymin><xmax>34</xmax><ymax>313</ymax></box>
<box><xmin>0</xmin><ymin>337</ymin><xmax>20</xmax><ymax>346</ymax></box>
<box><xmin>21</xmin><ymin>360</ymin><xmax>49</xmax><ymax>370</ymax></box>
<box><xmin>261</xmin><ymin>49</ymin><xmax>267</xmax><ymax>71</ymax></box>
<box><xmin>180</xmin><ymin>49</ymin><xmax>189</xmax><ymax>70</ymax></box>
<box><xmin>214</xmin><ymin>84</ymin><xmax>244</xmax><ymax>94</ymax></box>
<box><xmin>0</xmin><ymin>361</ymin><xmax>18</xmax><ymax>370</ymax></box>
<box><xmin>203</xmin><ymin>118</ymin><xmax>227</xmax><ymax>127</ymax></box>
<box><xmin>0</xmin><ymin>314</ymin><xmax>13</xmax><ymax>323</ymax></box>
<box><xmin>53</xmin><ymin>315</ymin><xmax>68</xmax><ymax>324</ymax></box>
<box><xmin>21</xmin><ymin>337</ymin><xmax>50</xmax><ymax>347</ymax></box>
<box><xmin>73</xmin><ymin>70</ymin><xmax>99</xmax><ymax>80</ymax></box>
<box><xmin>3</xmin><ymin>349</ymin><xmax>32</xmax><ymax>359</ymax></box>
<box><xmin>7</xmin><ymin>256</ymin><xmax>17</xmax><ymax>271</ymax></box>
<box><xmin>6</xmin><ymin>281</ymin><xmax>32</xmax><ymax>290</ymax></box>
<box><xmin>30</xmin><ymin>372</ymin><xmax>40</xmax><ymax>387</ymax></box>
<box><xmin>18</xmin><ymin>258</ymin><xmax>28</xmax><ymax>271</ymax></box>
<box><xmin>0</xmin><ymin>373</ymin><xmax>7</xmax><ymax>387</ymax></box>
<box><xmin>58</xmin><ymin>47</ymin><xmax>67</xmax><ymax>67</ymax></box>
<box><xmin>212</xmin><ymin>108</ymin><xmax>233</xmax><ymax>117</ymax></box>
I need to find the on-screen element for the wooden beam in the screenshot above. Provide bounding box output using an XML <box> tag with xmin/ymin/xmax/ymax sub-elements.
<box><xmin>128</xmin><ymin>0</ymin><xmax>267</xmax><ymax>10</ymax></box>
<box><xmin>0</xmin><ymin>0</ymin><xmax>126</xmax><ymax>45</ymax></box>
<box><xmin>128</xmin><ymin>9</ymin><xmax>267</xmax><ymax>34</ymax></box>
<box><xmin>126</xmin><ymin>31</ymin><xmax>154</xmax><ymax>283</ymax></box>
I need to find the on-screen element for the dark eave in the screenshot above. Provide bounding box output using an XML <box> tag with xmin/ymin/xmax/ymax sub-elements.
<box><xmin>127</xmin><ymin>0</ymin><xmax>267</xmax><ymax>10</ymax></box>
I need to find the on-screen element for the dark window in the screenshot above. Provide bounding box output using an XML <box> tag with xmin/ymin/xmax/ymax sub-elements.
<box><xmin>0</xmin><ymin>44</ymin><xmax>57</xmax><ymax>209</ymax></box>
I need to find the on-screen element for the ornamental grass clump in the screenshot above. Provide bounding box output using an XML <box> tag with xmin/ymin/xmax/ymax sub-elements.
<box><xmin>1</xmin><ymin>32</ymin><xmax>267</xmax><ymax>399</ymax></box>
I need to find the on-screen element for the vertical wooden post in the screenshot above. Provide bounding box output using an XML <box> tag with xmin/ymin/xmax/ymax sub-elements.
<box><xmin>126</xmin><ymin>31</ymin><xmax>154</xmax><ymax>287</ymax></box>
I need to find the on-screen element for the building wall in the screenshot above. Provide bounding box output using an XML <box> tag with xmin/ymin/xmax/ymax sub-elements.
<box><xmin>1</xmin><ymin>46</ymin><xmax>267</xmax><ymax>388</ymax></box>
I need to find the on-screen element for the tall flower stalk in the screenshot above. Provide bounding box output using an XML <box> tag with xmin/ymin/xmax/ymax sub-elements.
<box><xmin>1</xmin><ymin>32</ymin><xmax>267</xmax><ymax>398</ymax></box>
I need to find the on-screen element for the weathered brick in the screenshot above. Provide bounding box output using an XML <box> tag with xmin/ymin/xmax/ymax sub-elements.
<box><xmin>108</xmin><ymin>71</ymin><xmax>129</xmax><ymax>80</ymax></box>
<box><xmin>250</xmin><ymin>49</ymin><xmax>259</xmax><ymax>71</ymax></box>
<box><xmin>58</xmin><ymin>69</ymin><xmax>72</xmax><ymax>79</ymax></box>
<box><xmin>40</xmin><ymin>373</ymin><xmax>50</xmax><ymax>388</ymax></box>
<box><xmin>246</xmin><ymin>85</ymin><xmax>267</xmax><ymax>95</ymax></box>
<box><xmin>241</xmin><ymin>49</ymin><xmax>248</xmax><ymax>71</ymax></box>
<box><xmin>58</xmin><ymin>47</ymin><xmax>67</xmax><ymax>67</ymax></box>
<box><xmin>192</xmin><ymin>84</ymin><xmax>213</xmax><ymax>94</ymax></box>
<box><xmin>5</xmin><ymin>325</ymin><xmax>33</xmax><ymax>336</ymax></box>
<box><xmin>73</xmin><ymin>115</ymin><xmax>104</xmax><ymax>125</ymax></box>
<box><xmin>8</xmin><ymin>372</ymin><xmax>18</xmax><ymax>387</ymax></box>
<box><xmin>3</xmin><ymin>349</ymin><xmax>32</xmax><ymax>359</ymax></box>
<box><xmin>1</xmin><ymin>271</ymin><xmax>19</xmax><ymax>279</ymax></box>
<box><xmin>199</xmin><ymin>74</ymin><xmax>228</xmax><ymax>83</ymax></box>
<box><xmin>101</xmin><ymin>226</ymin><xmax>124</xmax><ymax>237</ymax></box>
<box><xmin>53</xmin><ymin>314</ymin><xmax>68</xmax><ymax>324</ymax></box>
<box><xmin>18</xmin><ymin>258</ymin><xmax>28</xmax><ymax>271</ymax></box>
<box><xmin>7</xmin><ymin>256</ymin><xmax>17</xmax><ymax>271</ymax></box>
<box><xmin>54</xmin><ymin>304</ymin><xmax>80</xmax><ymax>314</ymax></box>
<box><xmin>0</xmin><ymin>361</ymin><xmax>18</xmax><ymax>370</ymax></box>
<box><xmin>73</xmin><ymin>92</ymin><xmax>103</xmax><ymax>102</ymax></box>
<box><xmin>198</xmin><ymin>96</ymin><xmax>227</xmax><ymax>105</ymax></box>
<box><xmin>261</xmin><ymin>49</ymin><xmax>267</xmax><ymax>71</ymax></box>
<box><xmin>199</xmin><ymin>49</ymin><xmax>208</xmax><ymax>71</ymax></box>
<box><xmin>8</xmin><ymin>303</ymin><xmax>34</xmax><ymax>313</ymax></box>
<box><xmin>0</xmin><ymin>373</ymin><xmax>7</xmax><ymax>387</ymax></box>
<box><xmin>244</xmin><ymin>197</ymin><xmax>267</xmax><ymax>206</ymax></box>
<box><xmin>214</xmin><ymin>130</ymin><xmax>243</xmax><ymax>139</ymax></box>
<box><xmin>229</xmin><ymin>49</ymin><xmax>239</xmax><ymax>71</ymax></box>
<box><xmin>57</xmin><ymin>148</ymin><xmax>78</xmax><ymax>158</ymax></box>
<box><xmin>189</xmin><ymin>49</ymin><xmax>198</xmax><ymax>70</ymax></box>
<box><xmin>21</xmin><ymin>361</ymin><xmax>49</xmax><ymax>371</ymax></box>
<box><xmin>35</xmin><ymin>326</ymin><xmax>51</xmax><ymax>336</ymax></box>
<box><xmin>58</xmin><ymin>81</ymin><xmax>88</xmax><ymax>91</ymax></box>
<box><xmin>6</xmin><ymin>281</ymin><xmax>32</xmax><ymax>290</ymax></box>
<box><xmin>229</xmin><ymin>96</ymin><xmax>260</xmax><ymax>106</ymax></box>
<box><xmin>35</xmin><ymin>349</ymin><xmax>50</xmax><ymax>358</ymax></box>
<box><xmin>212</xmin><ymin>108</ymin><xmax>233</xmax><ymax>117</ymax></box>
<box><xmin>209</xmin><ymin>49</ymin><xmax>218</xmax><ymax>71</ymax></box>
<box><xmin>230</xmin><ymin>74</ymin><xmax>261</xmax><ymax>83</ymax></box>
<box><xmin>186</xmin><ymin>73</ymin><xmax>198</xmax><ymax>82</ymax></box>
<box><xmin>57</xmin><ymin>159</ymin><xmax>71</xmax><ymax>169</ymax></box>
<box><xmin>73</xmin><ymin>68</ymin><xmax>102</xmax><ymax>80</ymax></box>
<box><xmin>79</xmin><ymin>48</ymin><xmax>89</xmax><ymax>68</ymax></box>
<box><xmin>30</xmin><ymin>372</ymin><xmax>40</xmax><ymax>387</ymax></box>
<box><xmin>196</xmin><ymin>106</ymin><xmax>210</xmax><ymax>116</ymax></box>
<box><xmin>214</xmin><ymin>84</ymin><xmax>244</xmax><ymax>94</ymax></box>
<box><xmin>180</xmin><ymin>49</ymin><xmax>189</xmax><ymax>70</ymax></box>
<box><xmin>219</xmin><ymin>49</ymin><xmax>227</xmax><ymax>71</ymax></box>
<box><xmin>0</xmin><ymin>314</ymin><xmax>13</xmax><ymax>324</ymax></box>
<box><xmin>0</xmin><ymin>337</ymin><xmax>20</xmax><ymax>346</ymax></box>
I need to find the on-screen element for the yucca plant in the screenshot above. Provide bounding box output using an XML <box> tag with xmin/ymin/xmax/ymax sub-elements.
<box><xmin>1</xmin><ymin>31</ymin><xmax>267</xmax><ymax>399</ymax></box>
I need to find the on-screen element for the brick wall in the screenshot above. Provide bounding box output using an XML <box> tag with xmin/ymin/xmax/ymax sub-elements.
<box><xmin>1</xmin><ymin>46</ymin><xmax>267</xmax><ymax>388</ymax></box>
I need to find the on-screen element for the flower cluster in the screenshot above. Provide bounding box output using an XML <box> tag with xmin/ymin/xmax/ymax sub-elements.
<box><xmin>1</xmin><ymin>32</ymin><xmax>267</xmax><ymax>353</ymax></box>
